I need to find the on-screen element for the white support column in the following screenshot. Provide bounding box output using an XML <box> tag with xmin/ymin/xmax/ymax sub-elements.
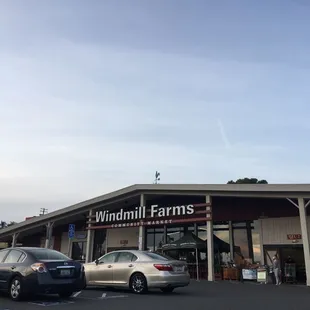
<box><xmin>228</xmin><ymin>221</ymin><xmax>234</xmax><ymax>261</ymax></box>
<box><xmin>298</xmin><ymin>198</ymin><xmax>310</xmax><ymax>286</ymax></box>
<box><xmin>45</xmin><ymin>222</ymin><xmax>54</xmax><ymax>249</ymax></box>
<box><xmin>86</xmin><ymin>209</ymin><xmax>94</xmax><ymax>263</ymax></box>
<box><xmin>12</xmin><ymin>233</ymin><xmax>19</xmax><ymax>247</ymax></box>
<box><xmin>206</xmin><ymin>195</ymin><xmax>214</xmax><ymax>281</ymax></box>
<box><xmin>139</xmin><ymin>194</ymin><xmax>146</xmax><ymax>251</ymax></box>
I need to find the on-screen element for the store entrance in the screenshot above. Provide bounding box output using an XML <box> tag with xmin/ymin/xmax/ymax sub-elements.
<box><xmin>72</xmin><ymin>241</ymin><xmax>87</xmax><ymax>262</ymax></box>
<box><xmin>264</xmin><ymin>245</ymin><xmax>305</xmax><ymax>283</ymax></box>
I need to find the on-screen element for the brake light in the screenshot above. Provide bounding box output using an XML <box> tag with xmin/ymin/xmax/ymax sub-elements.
<box><xmin>154</xmin><ymin>264</ymin><xmax>173</xmax><ymax>271</ymax></box>
<box><xmin>31</xmin><ymin>263</ymin><xmax>47</xmax><ymax>273</ymax></box>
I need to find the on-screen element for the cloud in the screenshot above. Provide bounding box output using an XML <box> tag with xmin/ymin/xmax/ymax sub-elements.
<box><xmin>1</xmin><ymin>4</ymin><xmax>310</xmax><ymax>222</ymax></box>
<box><xmin>217</xmin><ymin>119</ymin><xmax>231</xmax><ymax>149</ymax></box>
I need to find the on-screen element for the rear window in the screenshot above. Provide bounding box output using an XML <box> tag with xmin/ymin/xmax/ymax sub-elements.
<box><xmin>28</xmin><ymin>249</ymin><xmax>70</xmax><ymax>260</ymax></box>
<box><xmin>144</xmin><ymin>252</ymin><xmax>172</xmax><ymax>261</ymax></box>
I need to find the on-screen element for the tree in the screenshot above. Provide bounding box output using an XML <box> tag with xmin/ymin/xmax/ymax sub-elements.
<box><xmin>227</xmin><ymin>178</ymin><xmax>268</xmax><ymax>184</ymax></box>
<box><xmin>0</xmin><ymin>221</ymin><xmax>16</xmax><ymax>229</ymax></box>
<box><xmin>0</xmin><ymin>221</ymin><xmax>7</xmax><ymax>229</ymax></box>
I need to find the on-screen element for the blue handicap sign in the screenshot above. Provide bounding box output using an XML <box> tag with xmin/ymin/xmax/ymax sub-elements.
<box><xmin>68</xmin><ymin>224</ymin><xmax>75</xmax><ymax>239</ymax></box>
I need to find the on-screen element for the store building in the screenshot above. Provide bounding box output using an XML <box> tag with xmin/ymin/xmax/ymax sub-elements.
<box><xmin>0</xmin><ymin>184</ymin><xmax>309</xmax><ymax>284</ymax></box>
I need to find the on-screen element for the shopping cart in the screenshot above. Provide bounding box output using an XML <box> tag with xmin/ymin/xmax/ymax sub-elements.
<box><xmin>284</xmin><ymin>263</ymin><xmax>297</xmax><ymax>284</ymax></box>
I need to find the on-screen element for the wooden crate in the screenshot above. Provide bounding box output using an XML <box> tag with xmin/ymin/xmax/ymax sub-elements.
<box><xmin>222</xmin><ymin>267</ymin><xmax>239</xmax><ymax>280</ymax></box>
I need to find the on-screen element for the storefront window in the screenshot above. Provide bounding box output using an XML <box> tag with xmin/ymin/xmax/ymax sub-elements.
<box><xmin>214</xmin><ymin>230</ymin><xmax>230</xmax><ymax>263</ymax></box>
<box><xmin>167</xmin><ymin>226</ymin><xmax>184</xmax><ymax>243</ymax></box>
<box><xmin>93</xmin><ymin>229</ymin><xmax>107</xmax><ymax>259</ymax></box>
<box><xmin>252</xmin><ymin>220</ymin><xmax>262</xmax><ymax>263</ymax></box>
<box><xmin>146</xmin><ymin>228</ymin><xmax>165</xmax><ymax>252</ymax></box>
<box><xmin>233</xmin><ymin>228</ymin><xmax>250</xmax><ymax>261</ymax></box>
<box><xmin>72</xmin><ymin>241</ymin><xmax>86</xmax><ymax>261</ymax></box>
<box><xmin>198</xmin><ymin>225</ymin><xmax>207</xmax><ymax>241</ymax></box>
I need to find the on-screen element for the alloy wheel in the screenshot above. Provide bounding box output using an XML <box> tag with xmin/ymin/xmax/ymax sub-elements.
<box><xmin>11</xmin><ymin>278</ymin><xmax>21</xmax><ymax>300</ymax></box>
<box><xmin>131</xmin><ymin>274</ymin><xmax>146</xmax><ymax>293</ymax></box>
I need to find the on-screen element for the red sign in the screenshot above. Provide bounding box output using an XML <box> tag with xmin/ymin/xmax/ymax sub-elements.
<box><xmin>287</xmin><ymin>234</ymin><xmax>302</xmax><ymax>240</ymax></box>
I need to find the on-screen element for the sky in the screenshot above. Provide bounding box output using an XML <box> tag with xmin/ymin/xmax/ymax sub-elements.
<box><xmin>1</xmin><ymin>0</ymin><xmax>310</xmax><ymax>222</ymax></box>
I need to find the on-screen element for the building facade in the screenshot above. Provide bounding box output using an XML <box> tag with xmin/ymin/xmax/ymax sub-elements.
<box><xmin>0</xmin><ymin>184</ymin><xmax>309</xmax><ymax>284</ymax></box>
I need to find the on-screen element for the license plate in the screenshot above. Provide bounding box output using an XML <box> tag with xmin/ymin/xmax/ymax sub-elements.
<box><xmin>174</xmin><ymin>266</ymin><xmax>183</xmax><ymax>272</ymax></box>
<box><xmin>60</xmin><ymin>269</ymin><xmax>71</xmax><ymax>276</ymax></box>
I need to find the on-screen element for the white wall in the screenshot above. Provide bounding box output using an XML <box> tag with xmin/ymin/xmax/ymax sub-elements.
<box><xmin>107</xmin><ymin>227</ymin><xmax>139</xmax><ymax>249</ymax></box>
<box><xmin>261</xmin><ymin>216</ymin><xmax>310</xmax><ymax>245</ymax></box>
<box><xmin>60</xmin><ymin>231</ymin><xmax>87</xmax><ymax>256</ymax></box>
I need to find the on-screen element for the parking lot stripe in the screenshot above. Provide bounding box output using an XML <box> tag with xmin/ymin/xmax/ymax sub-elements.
<box><xmin>98</xmin><ymin>295</ymin><xmax>128</xmax><ymax>299</ymax></box>
<box><xmin>73</xmin><ymin>291</ymin><xmax>82</xmax><ymax>298</ymax></box>
<box><xmin>101</xmin><ymin>293</ymin><xmax>107</xmax><ymax>298</ymax></box>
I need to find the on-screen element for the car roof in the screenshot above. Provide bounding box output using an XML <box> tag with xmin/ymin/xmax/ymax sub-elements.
<box><xmin>107</xmin><ymin>250</ymin><xmax>167</xmax><ymax>258</ymax></box>
<box><xmin>5</xmin><ymin>247</ymin><xmax>57</xmax><ymax>251</ymax></box>
<box><xmin>108</xmin><ymin>250</ymin><xmax>143</xmax><ymax>255</ymax></box>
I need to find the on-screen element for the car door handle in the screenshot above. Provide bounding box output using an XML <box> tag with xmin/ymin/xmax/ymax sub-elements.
<box><xmin>128</xmin><ymin>264</ymin><xmax>134</xmax><ymax>267</ymax></box>
<box><xmin>107</xmin><ymin>265</ymin><xmax>112</xmax><ymax>268</ymax></box>
<box><xmin>11</xmin><ymin>266</ymin><xmax>16</xmax><ymax>270</ymax></box>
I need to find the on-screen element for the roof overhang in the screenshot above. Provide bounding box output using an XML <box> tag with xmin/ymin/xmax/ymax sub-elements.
<box><xmin>0</xmin><ymin>183</ymin><xmax>309</xmax><ymax>238</ymax></box>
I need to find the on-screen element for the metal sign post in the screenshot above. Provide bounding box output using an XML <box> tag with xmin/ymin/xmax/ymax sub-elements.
<box><xmin>68</xmin><ymin>224</ymin><xmax>75</xmax><ymax>258</ymax></box>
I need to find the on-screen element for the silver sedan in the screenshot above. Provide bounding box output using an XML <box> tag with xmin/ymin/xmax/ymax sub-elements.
<box><xmin>83</xmin><ymin>250</ymin><xmax>190</xmax><ymax>294</ymax></box>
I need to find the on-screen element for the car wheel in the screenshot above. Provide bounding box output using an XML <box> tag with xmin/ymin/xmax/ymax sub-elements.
<box><xmin>130</xmin><ymin>273</ymin><xmax>148</xmax><ymax>294</ymax></box>
<box><xmin>160</xmin><ymin>287</ymin><xmax>174</xmax><ymax>293</ymax></box>
<box><xmin>9</xmin><ymin>277</ymin><xmax>23</xmax><ymax>301</ymax></box>
<box><xmin>58</xmin><ymin>291</ymin><xmax>74</xmax><ymax>299</ymax></box>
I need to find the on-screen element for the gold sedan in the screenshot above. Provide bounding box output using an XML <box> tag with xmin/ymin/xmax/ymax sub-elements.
<box><xmin>83</xmin><ymin>250</ymin><xmax>190</xmax><ymax>294</ymax></box>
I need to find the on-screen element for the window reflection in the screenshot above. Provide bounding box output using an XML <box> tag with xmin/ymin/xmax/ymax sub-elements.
<box><xmin>145</xmin><ymin>221</ymin><xmax>260</xmax><ymax>265</ymax></box>
<box><xmin>252</xmin><ymin>220</ymin><xmax>262</xmax><ymax>263</ymax></box>
<box><xmin>72</xmin><ymin>241</ymin><xmax>86</xmax><ymax>261</ymax></box>
<box><xmin>146</xmin><ymin>228</ymin><xmax>165</xmax><ymax>252</ymax></box>
<box><xmin>233</xmin><ymin>229</ymin><xmax>250</xmax><ymax>260</ymax></box>
<box><xmin>167</xmin><ymin>227</ymin><xmax>184</xmax><ymax>243</ymax></box>
<box><xmin>214</xmin><ymin>230</ymin><xmax>231</xmax><ymax>263</ymax></box>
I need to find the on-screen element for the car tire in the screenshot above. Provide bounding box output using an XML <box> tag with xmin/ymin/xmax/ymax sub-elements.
<box><xmin>160</xmin><ymin>287</ymin><xmax>174</xmax><ymax>294</ymax></box>
<box><xmin>58</xmin><ymin>291</ymin><xmax>74</xmax><ymax>299</ymax></box>
<box><xmin>9</xmin><ymin>276</ymin><xmax>24</xmax><ymax>301</ymax></box>
<box><xmin>130</xmin><ymin>273</ymin><xmax>148</xmax><ymax>294</ymax></box>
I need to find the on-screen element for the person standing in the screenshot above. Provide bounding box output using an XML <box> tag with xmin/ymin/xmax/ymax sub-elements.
<box><xmin>273</xmin><ymin>255</ymin><xmax>282</xmax><ymax>285</ymax></box>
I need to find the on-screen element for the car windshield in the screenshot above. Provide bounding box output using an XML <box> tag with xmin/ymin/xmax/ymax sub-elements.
<box><xmin>144</xmin><ymin>252</ymin><xmax>173</xmax><ymax>261</ymax></box>
<box><xmin>28</xmin><ymin>249</ymin><xmax>71</xmax><ymax>261</ymax></box>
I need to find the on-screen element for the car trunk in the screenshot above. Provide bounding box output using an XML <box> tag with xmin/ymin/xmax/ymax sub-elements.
<box><xmin>153</xmin><ymin>260</ymin><xmax>188</xmax><ymax>274</ymax></box>
<box><xmin>40</xmin><ymin>260</ymin><xmax>81</xmax><ymax>279</ymax></box>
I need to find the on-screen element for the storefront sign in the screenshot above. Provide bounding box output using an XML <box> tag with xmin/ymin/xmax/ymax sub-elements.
<box><xmin>95</xmin><ymin>204</ymin><xmax>195</xmax><ymax>223</ymax></box>
<box><xmin>257</xmin><ymin>269</ymin><xmax>267</xmax><ymax>282</ymax></box>
<box><xmin>242</xmin><ymin>269</ymin><xmax>257</xmax><ymax>280</ymax></box>
<box><xmin>287</xmin><ymin>234</ymin><xmax>302</xmax><ymax>240</ymax></box>
<box><xmin>87</xmin><ymin>202</ymin><xmax>212</xmax><ymax>230</ymax></box>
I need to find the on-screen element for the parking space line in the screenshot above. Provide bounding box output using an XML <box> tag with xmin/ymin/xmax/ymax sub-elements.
<box><xmin>75</xmin><ymin>296</ymin><xmax>99</xmax><ymax>301</ymax></box>
<box><xmin>72</xmin><ymin>291</ymin><xmax>82</xmax><ymax>298</ymax></box>
<box><xmin>98</xmin><ymin>295</ymin><xmax>128</xmax><ymax>299</ymax></box>
<box><xmin>101</xmin><ymin>293</ymin><xmax>107</xmax><ymax>298</ymax></box>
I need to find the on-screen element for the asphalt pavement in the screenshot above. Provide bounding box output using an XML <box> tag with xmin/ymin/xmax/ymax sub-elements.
<box><xmin>1</xmin><ymin>281</ymin><xmax>310</xmax><ymax>310</ymax></box>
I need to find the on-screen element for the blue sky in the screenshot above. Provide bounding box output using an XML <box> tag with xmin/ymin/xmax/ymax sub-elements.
<box><xmin>1</xmin><ymin>0</ymin><xmax>310</xmax><ymax>221</ymax></box>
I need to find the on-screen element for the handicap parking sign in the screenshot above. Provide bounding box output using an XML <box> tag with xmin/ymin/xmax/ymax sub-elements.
<box><xmin>68</xmin><ymin>224</ymin><xmax>75</xmax><ymax>239</ymax></box>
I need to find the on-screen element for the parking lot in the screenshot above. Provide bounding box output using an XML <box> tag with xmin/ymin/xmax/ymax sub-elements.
<box><xmin>1</xmin><ymin>281</ymin><xmax>310</xmax><ymax>310</ymax></box>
